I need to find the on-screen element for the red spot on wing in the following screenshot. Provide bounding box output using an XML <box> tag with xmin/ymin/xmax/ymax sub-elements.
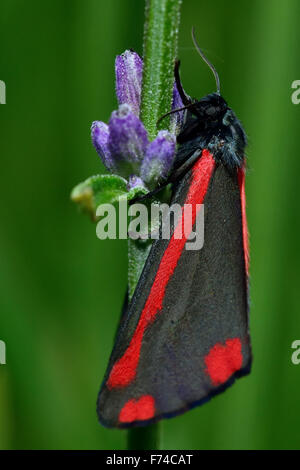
<box><xmin>205</xmin><ymin>338</ymin><xmax>243</xmax><ymax>386</ymax></box>
<box><xmin>238</xmin><ymin>166</ymin><xmax>249</xmax><ymax>276</ymax></box>
<box><xmin>119</xmin><ymin>395</ymin><xmax>155</xmax><ymax>423</ymax></box>
<box><xmin>107</xmin><ymin>149</ymin><xmax>216</xmax><ymax>389</ymax></box>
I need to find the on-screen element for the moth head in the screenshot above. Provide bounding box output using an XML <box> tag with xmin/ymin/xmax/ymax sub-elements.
<box><xmin>191</xmin><ymin>93</ymin><xmax>228</xmax><ymax>122</ymax></box>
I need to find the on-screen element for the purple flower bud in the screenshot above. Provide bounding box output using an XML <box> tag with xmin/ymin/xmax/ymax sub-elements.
<box><xmin>127</xmin><ymin>175</ymin><xmax>147</xmax><ymax>191</ymax></box>
<box><xmin>141</xmin><ymin>130</ymin><xmax>176</xmax><ymax>188</ymax></box>
<box><xmin>115</xmin><ymin>50</ymin><xmax>143</xmax><ymax>116</ymax></box>
<box><xmin>170</xmin><ymin>82</ymin><xmax>185</xmax><ymax>135</ymax></box>
<box><xmin>91</xmin><ymin>121</ymin><xmax>114</xmax><ymax>171</ymax></box>
<box><xmin>91</xmin><ymin>50</ymin><xmax>187</xmax><ymax>181</ymax></box>
<box><xmin>108</xmin><ymin>104</ymin><xmax>149</xmax><ymax>177</ymax></box>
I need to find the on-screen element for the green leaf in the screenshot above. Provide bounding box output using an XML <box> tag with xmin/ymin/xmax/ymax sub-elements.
<box><xmin>128</xmin><ymin>238</ymin><xmax>152</xmax><ymax>300</ymax></box>
<box><xmin>71</xmin><ymin>174</ymin><xmax>150</xmax><ymax>221</ymax></box>
<box><xmin>71</xmin><ymin>174</ymin><xmax>128</xmax><ymax>220</ymax></box>
<box><xmin>121</xmin><ymin>184</ymin><xmax>149</xmax><ymax>203</ymax></box>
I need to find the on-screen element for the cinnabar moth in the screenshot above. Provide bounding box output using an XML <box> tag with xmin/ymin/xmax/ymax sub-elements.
<box><xmin>97</xmin><ymin>31</ymin><xmax>251</xmax><ymax>428</ymax></box>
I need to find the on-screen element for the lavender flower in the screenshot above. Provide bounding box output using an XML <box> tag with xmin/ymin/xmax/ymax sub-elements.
<box><xmin>115</xmin><ymin>50</ymin><xmax>143</xmax><ymax>117</ymax></box>
<box><xmin>91</xmin><ymin>122</ymin><xmax>113</xmax><ymax>170</ymax></box>
<box><xmin>141</xmin><ymin>131</ymin><xmax>176</xmax><ymax>189</ymax></box>
<box><xmin>91</xmin><ymin>50</ymin><xmax>185</xmax><ymax>186</ymax></box>
<box><xmin>108</xmin><ymin>104</ymin><xmax>148</xmax><ymax>176</ymax></box>
<box><xmin>170</xmin><ymin>82</ymin><xmax>185</xmax><ymax>135</ymax></box>
<box><xmin>127</xmin><ymin>175</ymin><xmax>146</xmax><ymax>191</ymax></box>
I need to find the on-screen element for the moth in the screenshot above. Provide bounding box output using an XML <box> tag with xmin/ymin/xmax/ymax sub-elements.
<box><xmin>97</xmin><ymin>30</ymin><xmax>251</xmax><ymax>428</ymax></box>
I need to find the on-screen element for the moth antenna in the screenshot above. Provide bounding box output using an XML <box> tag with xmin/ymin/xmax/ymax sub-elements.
<box><xmin>156</xmin><ymin>102</ymin><xmax>197</xmax><ymax>128</ymax></box>
<box><xmin>191</xmin><ymin>27</ymin><xmax>221</xmax><ymax>95</ymax></box>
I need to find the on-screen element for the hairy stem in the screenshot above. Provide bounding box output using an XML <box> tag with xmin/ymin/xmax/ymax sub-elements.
<box><xmin>140</xmin><ymin>0</ymin><xmax>182</xmax><ymax>141</ymax></box>
<box><xmin>127</xmin><ymin>0</ymin><xmax>182</xmax><ymax>451</ymax></box>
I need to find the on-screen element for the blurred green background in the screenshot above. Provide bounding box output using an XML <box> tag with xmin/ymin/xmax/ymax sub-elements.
<box><xmin>0</xmin><ymin>0</ymin><xmax>300</xmax><ymax>450</ymax></box>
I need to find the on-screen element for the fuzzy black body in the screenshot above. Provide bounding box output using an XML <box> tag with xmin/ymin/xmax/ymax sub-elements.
<box><xmin>97</xmin><ymin>91</ymin><xmax>251</xmax><ymax>428</ymax></box>
<box><xmin>174</xmin><ymin>93</ymin><xmax>247</xmax><ymax>172</ymax></box>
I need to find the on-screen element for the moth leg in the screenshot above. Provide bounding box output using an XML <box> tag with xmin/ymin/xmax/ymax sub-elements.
<box><xmin>130</xmin><ymin>149</ymin><xmax>202</xmax><ymax>204</ymax></box>
<box><xmin>168</xmin><ymin>149</ymin><xmax>202</xmax><ymax>182</ymax></box>
<box><xmin>129</xmin><ymin>181</ymin><xmax>171</xmax><ymax>204</ymax></box>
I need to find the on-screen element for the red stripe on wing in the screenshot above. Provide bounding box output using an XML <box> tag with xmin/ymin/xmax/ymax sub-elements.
<box><xmin>238</xmin><ymin>166</ymin><xmax>249</xmax><ymax>276</ymax></box>
<box><xmin>119</xmin><ymin>395</ymin><xmax>155</xmax><ymax>423</ymax></box>
<box><xmin>107</xmin><ymin>149</ymin><xmax>215</xmax><ymax>389</ymax></box>
<box><xmin>204</xmin><ymin>338</ymin><xmax>243</xmax><ymax>385</ymax></box>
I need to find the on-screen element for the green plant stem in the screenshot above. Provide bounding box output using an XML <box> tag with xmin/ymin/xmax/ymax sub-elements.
<box><xmin>127</xmin><ymin>0</ymin><xmax>182</xmax><ymax>451</ymax></box>
<box><xmin>140</xmin><ymin>0</ymin><xmax>183</xmax><ymax>141</ymax></box>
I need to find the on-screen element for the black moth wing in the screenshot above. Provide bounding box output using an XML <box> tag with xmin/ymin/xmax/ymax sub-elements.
<box><xmin>97</xmin><ymin>154</ymin><xmax>251</xmax><ymax>428</ymax></box>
